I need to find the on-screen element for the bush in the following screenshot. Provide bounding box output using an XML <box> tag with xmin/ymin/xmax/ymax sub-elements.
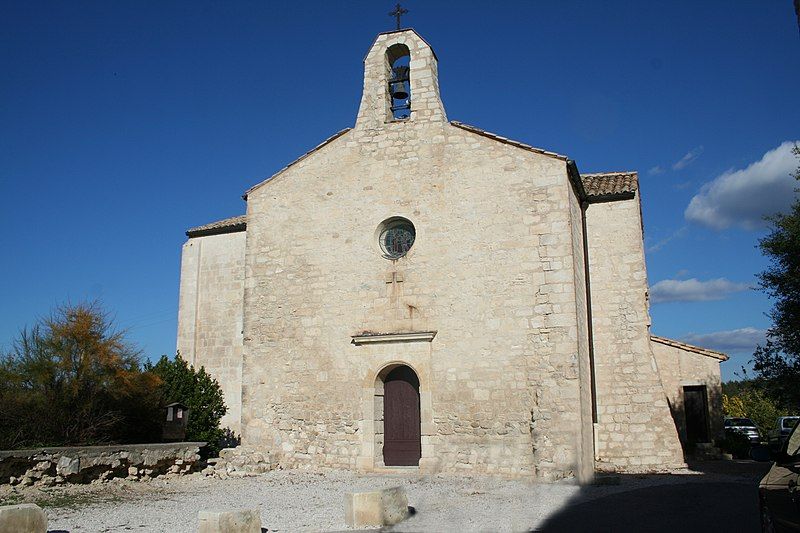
<box><xmin>146</xmin><ymin>354</ymin><xmax>228</xmax><ymax>455</ymax></box>
<box><xmin>717</xmin><ymin>431</ymin><xmax>752</xmax><ymax>459</ymax></box>
<box><xmin>722</xmin><ymin>390</ymin><xmax>783</xmax><ymax>434</ymax></box>
<box><xmin>1</xmin><ymin>303</ymin><xmax>230</xmax><ymax>453</ymax></box>
<box><xmin>0</xmin><ymin>302</ymin><xmax>161</xmax><ymax>448</ymax></box>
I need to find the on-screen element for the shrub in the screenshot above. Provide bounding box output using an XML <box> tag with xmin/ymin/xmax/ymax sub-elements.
<box><xmin>723</xmin><ymin>389</ymin><xmax>783</xmax><ymax>434</ymax></box>
<box><xmin>717</xmin><ymin>431</ymin><xmax>752</xmax><ymax>459</ymax></box>
<box><xmin>0</xmin><ymin>303</ymin><xmax>161</xmax><ymax>448</ymax></box>
<box><xmin>146</xmin><ymin>354</ymin><xmax>228</xmax><ymax>455</ymax></box>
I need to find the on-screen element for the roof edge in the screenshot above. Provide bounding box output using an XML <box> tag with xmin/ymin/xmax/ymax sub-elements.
<box><xmin>581</xmin><ymin>171</ymin><xmax>639</xmax><ymax>203</ymax></box>
<box><xmin>582</xmin><ymin>171</ymin><xmax>639</xmax><ymax>177</ymax></box>
<box><xmin>243</xmin><ymin>128</ymin><xmax>351</xmax><ymax>199</ymax></box>
<box><xmin>450</xmin><ymin>121</ymin><xmax>569</xmax><ymax>161</ymax></box>
<box><xmin>586</xmin><ymin>191</ymin><xmax>637</xmax><ymax>204</ymax></box>
<box><xmin>567</xmin><ymin>160</ymin><xmax>587</xmax><ymax>202</ymax></box>
<box><xmin>186</xmin><ymin>215</ymin><xmax>247</xmax><ymax>238</ymax></box>
<box><xmin>651</xmin><ymin>335</ymin><xmax>729</xmax><ymax>361</ymax></box>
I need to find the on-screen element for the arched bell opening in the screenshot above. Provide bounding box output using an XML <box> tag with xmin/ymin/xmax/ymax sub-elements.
<box><xmin>374</xmin><ymin>363</ymin><xmax>421</xmax><ymax>466</ymax></box>
<box><xmin>386</xmin><ymin>43</ymin><xmax>411</xmax><ymax>120</ymax></box>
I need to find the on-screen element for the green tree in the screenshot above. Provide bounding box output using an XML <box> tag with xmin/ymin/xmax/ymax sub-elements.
<box><xmin>0</xmin><ymin>302</ymin><xmax>161</xmax><ymax>448</ymax></box>
<box><xmin>722</xmin><ymin>389</ymin><xmax>783</xmax><ymax>432</ymax></box>
<box><xmin>146</xmin><ymin>354</ymin><xmax>227</xmax><ymax>454</ymax></box>
<box><xmin>753</xmin><ymin>143</ymin><xmax>800</xmax><ymax>410</ymax></box>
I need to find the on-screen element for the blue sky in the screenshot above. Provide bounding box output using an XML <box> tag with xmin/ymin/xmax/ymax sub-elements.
<box><xmin>1</xmin><ymin>1</ymin><xmax>798</xmax><ymax>381</ymax></box>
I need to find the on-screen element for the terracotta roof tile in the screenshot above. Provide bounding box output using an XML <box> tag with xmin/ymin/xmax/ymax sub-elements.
<box><xmin>581</xmin><ymin>171</ymin><xmax>638</xmax><ymax>198</ymax></box>
<box><xmin>186</xmin><ymin>215</ymin><xmax>246</xmax><ymax>237</ymax></box>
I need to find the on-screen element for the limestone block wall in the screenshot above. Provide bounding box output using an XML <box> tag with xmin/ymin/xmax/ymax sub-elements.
<box><xmin>585</xmin><ymin>197</ymin><xmax>685</xmax><ymax>471</ymax></box>
<box><xmin>242</xmin><ymin>25</ymin><xmax>596</xmax><ymax>479</ymax></box>
<box><xmin>241</xmin><ymin>120</ymin><xmax>588</xmax><ymax>479</ymax></box>
<box><xmin>566</xmin><ymin>188</ymin><xmax>595</xmax><ymax>483</ymax></box>
<box><xmin>237</xmin><ymin>28</ymin><xmax>593</xmax><ymax>480</ymax></box>
<box><xmin>651</xmin><ymin>339</ymin><xmax>725</xmax><ymax>443</ymax></box>
<box><xmin>177</xmin><ymin>231</ymin><xmax>246</xmax><ymax>434</ymax></box>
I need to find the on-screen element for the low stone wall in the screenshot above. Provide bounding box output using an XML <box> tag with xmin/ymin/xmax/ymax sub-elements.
<box><xmin>0</xmin><ymin>442</ymin><xmax>206</xmax><ymax>487</ymax></box>
<box><xmin>202</xmin><ymin>446</ymin><xmax>275</xmax><ymax>478</ymax></box>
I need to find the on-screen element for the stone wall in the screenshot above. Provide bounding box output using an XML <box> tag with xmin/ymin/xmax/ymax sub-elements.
<box><xmin>177</xmin><ymin>231</ymin><xmax>246</xmax><ymax>434</ymax></box>
<box><xmin>585</xmin><ymin>196</ymin><xmax>685</xmax><ymax>472</ymax></box>
<box><xmin>566</xmin><ymin>188</ymin><xmax>595</xmax><ymax>483</ymax></box>
<box><xmin>175</xmin><ymin>27</ymin><xmax>724</xmax><ymax>480</ymax></box>
<box><xmin>240</xmin><ymin>29</ymin><xmax>590</xmax><ymax>480</ymax></box>
<box><xmin>651</xmin><ymin>338</ymin><xmax>725</xmax><ymax>444</ymax></box>
<box><xmin>0</xmin><ymin>443</ymin><xmax>204</xmax><ymax>487</ymax></box>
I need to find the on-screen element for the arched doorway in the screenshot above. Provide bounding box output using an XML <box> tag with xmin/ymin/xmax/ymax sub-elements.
<box><xmin>382</xmin><ymin>365</ymin><xmax>421</xmax><ymax>466</ymax></box>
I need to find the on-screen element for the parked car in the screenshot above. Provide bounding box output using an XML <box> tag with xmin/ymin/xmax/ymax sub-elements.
<box><xmin>724</xmin><ymin>417</ymin><xmax>761</xmax><ymax>444</ymax></box>
<box><xmin>768</xmin><ymin>416</ymin><xmax>800</xmax><ymax>450</ymax></box>
<box><xmin>758</xmin><ymin>421</ymin><xmax>800</xmax><ymax>531</ymax></box>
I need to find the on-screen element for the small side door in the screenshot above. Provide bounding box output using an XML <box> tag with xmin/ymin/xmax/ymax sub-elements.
<box><xmin>683</xmin><ymin>385</ymin><xmax>710</xmax><ymax>443</ymax></box>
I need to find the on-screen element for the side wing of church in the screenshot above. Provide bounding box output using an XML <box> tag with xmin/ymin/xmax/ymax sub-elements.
<box><xmin>176</xmin><ymin>29</ymin><xmax>727</xmax><ymax>481</ymax></box>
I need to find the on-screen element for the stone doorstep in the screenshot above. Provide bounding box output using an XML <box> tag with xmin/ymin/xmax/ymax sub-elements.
<box><xmin>369</xmin><ymin>466</ymin><xmax>420</xmax><ymax>476</ymax></box>
<box><xmin>0</xmin><ymin>503</ymin><xmax>48</xmax><ymax>533</ymax></box>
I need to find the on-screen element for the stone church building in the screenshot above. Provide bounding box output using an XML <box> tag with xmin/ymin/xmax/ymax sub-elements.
<box><xmin>177</xmin><ymin>29</ymin><xmax>727</xmax><ymax>482</ymax></box>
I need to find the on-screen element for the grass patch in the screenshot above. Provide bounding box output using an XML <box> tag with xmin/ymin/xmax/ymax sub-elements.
<box><xmin>35</xmin><ymin>491</ymin><xmax>123</xmax><ymax>509</ymax></box>
<box><xmin>0</xmin><ymin>492</ymin><xmax>25</xmax><ymax>506</ymax></box>
<box><xmin>0</xmin><ymin>489</ymin><xmax>125</xmax><ymax>509</ymax></box>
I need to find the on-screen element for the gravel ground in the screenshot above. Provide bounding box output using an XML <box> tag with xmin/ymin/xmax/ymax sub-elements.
<box><xmin>0</xmin><ymin>461</ymin><xmax>767</xmax><ymax>532</ymax></box>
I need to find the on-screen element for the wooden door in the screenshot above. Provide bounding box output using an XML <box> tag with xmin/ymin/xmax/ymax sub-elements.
<box><xmin>383</xmin><ymin>366</ymin><xmax>421</xmax><ymax>466</ymax></box>
<box><xmin>684</xmin><ymin>385</ymin><xmax>710</xmax><ymax>443</ymax></box>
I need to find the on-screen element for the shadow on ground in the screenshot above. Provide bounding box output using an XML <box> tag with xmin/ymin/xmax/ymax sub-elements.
<box><xmin>536</xmin><ymin>460</ymin><xmax>770</xmax><ymax>533</ymax></box>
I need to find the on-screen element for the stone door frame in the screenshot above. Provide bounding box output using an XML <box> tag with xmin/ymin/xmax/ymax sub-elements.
<box><xmin>357</xmin><ymin>360</ymin><xmax>439</xmax><ymax>473</ymax></box>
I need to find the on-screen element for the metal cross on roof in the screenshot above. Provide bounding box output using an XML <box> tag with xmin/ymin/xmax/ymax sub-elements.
<box><xmin>389</xmin><ymin>3</ymin><xmax>408</xmax><ymax>30</ymax></box>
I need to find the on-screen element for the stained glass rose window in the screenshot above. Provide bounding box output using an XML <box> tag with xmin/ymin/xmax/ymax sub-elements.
<box><xmin>379</xmin><ymin>218</ymin><xmax>415</xmax><ymax>259</ymax></box>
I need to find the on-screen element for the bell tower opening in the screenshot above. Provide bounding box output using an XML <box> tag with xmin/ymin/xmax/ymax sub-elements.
<box><xmin>387</xmin><ymin>44</ymin><xmax>411</xmax><ymax>120</ymax></box>
<box><xmin>355</xmin><ymin>29</ymin><xmax>446</xmax><ymax>129</ymax></box>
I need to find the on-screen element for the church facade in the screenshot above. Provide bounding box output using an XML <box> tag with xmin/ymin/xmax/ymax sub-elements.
<box><xmin>176</xmin><ymin>29</ymin><xmax>726</xmax><ymax>482</ymax></box>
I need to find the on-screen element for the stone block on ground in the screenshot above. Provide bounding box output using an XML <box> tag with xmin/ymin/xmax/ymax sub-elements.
<box><xmin>345</xmin><ymin>486</ymin><xmax>409</xmax><ymax>528</ymax></box>
<box><xmin>56</xmin><ymin>456</ymin><xmax>80</xmax><ymax>476</ymax></box>
<box><xmin>0</xmin><ymin>503</ymin><xmax>47</xmax><ymax>533</ymax></box>
<box><xmin>197</xmin><ymin>509</ymin><xmax>261</xmax><ymax>533</ymax></box>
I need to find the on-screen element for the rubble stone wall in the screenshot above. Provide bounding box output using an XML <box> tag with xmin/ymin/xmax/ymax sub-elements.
<box><xmin>0</xmin><ymin>442</ymin><xmax>204</xmax><ymax>487</ymax></box>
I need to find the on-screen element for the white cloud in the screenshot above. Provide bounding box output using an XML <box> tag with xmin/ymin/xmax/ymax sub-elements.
<box><xmin>681</xmin><ymin>327</ymin><xmax>767</xmax><ymax>352</ymax></box>
<box><xmin>685</xmin><ymin>141</ymin><xmax>799</xmax><ymax>230</ymax></box>
<box><xmin>648</xmin><ymin>165</ymin><xmax>665</xmax><ymax>175</ymax></box>
<box><xmin>672</xmin><ymin>146</ymin><xmax>704</xmax><ymax>170</ymax></box>
<box><xmin>650</xmin><ymin>277</ymin><xmax>750</xmax><ymax>303</ymax></box>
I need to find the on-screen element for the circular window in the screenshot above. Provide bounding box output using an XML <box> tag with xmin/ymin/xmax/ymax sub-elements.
<box><xmin>378</xmin><ymin>218</ymin><xmax>415</xmax><ymax>259</ymax></box>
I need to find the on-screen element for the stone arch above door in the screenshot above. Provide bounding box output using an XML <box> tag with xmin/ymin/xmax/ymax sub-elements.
<box><xmin>357</xmin><ymin>360</ymin><xmax>438</xmax><ymax>473</ymax></box>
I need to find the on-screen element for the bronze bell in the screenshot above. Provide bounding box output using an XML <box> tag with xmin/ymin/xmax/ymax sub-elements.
<box><xmin>390</xmin><ymin>66</ymin><xmax>409</xmax><ymax>100</ymax></box>
<box><xmin>390</xmin><ymin>80</ymin><xmax>409</xmax><ymax>100</ymax></box>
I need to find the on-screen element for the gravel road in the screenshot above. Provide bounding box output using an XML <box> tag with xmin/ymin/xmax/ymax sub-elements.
<box><xmin>0</xmin><ymin>461</ymin><xmax>767</xmax><ymax>532</ymax></box>
<box><xmin>40</xmin><ymin>470</ymin><xmax>579</xmax><ymax>532</ymax></box>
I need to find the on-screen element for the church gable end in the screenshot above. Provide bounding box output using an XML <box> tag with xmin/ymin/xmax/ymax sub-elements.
<box><xmin>176</xmin><ymin>27</ymin><xmax>725</xmax><ymax>482</ymax></box>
